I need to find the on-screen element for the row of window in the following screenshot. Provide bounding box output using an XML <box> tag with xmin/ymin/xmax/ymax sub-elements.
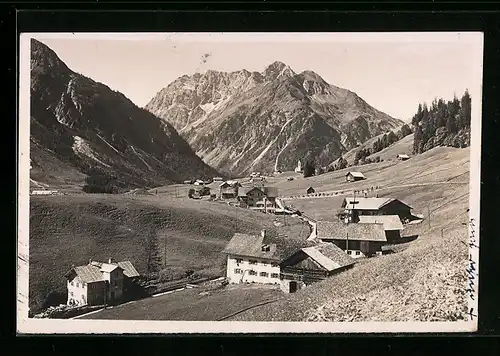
<box><xmin>70</xmin><ymin>281</ymin><xmax>86</xmax><ymax>288</ymax></box>
<box><xmin>235</xmin><ymin>258</ymin><xmax>279</xmax><ymax>267</ymax></box>
<box><xmin>346</xmin><ymin>250</ymin><xmax>362</xmax><ymax>256</ymax></box>
<box><xmin>234</xmin><ymin>269</ymin><xmax>279</xmax><ymax>279</ymax></box>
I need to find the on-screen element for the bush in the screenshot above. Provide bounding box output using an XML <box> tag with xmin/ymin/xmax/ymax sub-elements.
<box><xmin>41</xmin><ymin>291</ymin><xmax>67</xmax><ymax>310</ymax></box>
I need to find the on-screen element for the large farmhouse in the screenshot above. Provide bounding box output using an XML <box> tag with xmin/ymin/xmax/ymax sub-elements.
<box><xmin>219</xmin><ymin>180</ymin><xmax>241</xmax><ymax>199</ymax></box>
<box><xmin>64</xmin><ymin>259</ymin><xmax>140</xmax><ymax>307</ymax></box>
<box><xmin>316</xmin><ymin>220</ymin><xmax>388</xmax><ymax>258</ymax></box>
<box><xmin>222</xmin><ymin>231</ymin><xmax>354</xmax><ymax>293</ymax></box>
<box><xmin>340</xmin><ymin>196</ymin><xmax>413</xmax><ymax>222</ymax></box>
<box><xmin>238</xmin><ymin>186</ymin><xmax>279</xmax><ymax>211</ymax></box>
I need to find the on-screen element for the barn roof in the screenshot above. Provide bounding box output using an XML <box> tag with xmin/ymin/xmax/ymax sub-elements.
<box><xmin>346</xmin><ymin>171</ymin><xmax>365</xmax><ymax>178</ymax></box>
<box><xmin>117</xmin><ymin>261</ymin><xmax>141</xmax><ymax>278</ymax></box>
<box><xmin>341</xmin><ymin>197</ymin><xmax>412</xmax><ymax>210</ymax></box>
<box><xmin>222</xmin><ymin>233</ymin><xmax>312</xmax><ymax>261</ymax></box>
<box><xmin>65</xmin><ymin>260</ymin><xmax>140</xmax><ymax>282</ymax></box>
<box><xmin>358</xmin><ymin>215</ymin><xmax>404</xmax><ymax>231</ymax></box>
<box><xmin>301</xmin><ymin>243</ymin><xmax>355</xmax><ymax>271</ymax></box>
<box><xmin>398</xmin><ymin>154</ymin><xmax>410</xmax><ymax>158</ymax></box>
<box><xmin>219</xmin><ymin>180</ymin><xmax>241</xmax><ymax>188</ymax></box>
<box><xmin>317</xmin><ymin>220</ymin><xmax>387</xmax><ymax>242</ymax></box>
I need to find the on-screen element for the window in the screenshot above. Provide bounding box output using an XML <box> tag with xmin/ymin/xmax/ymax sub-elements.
<box><xmin>355</xmin><ymin>251</ymin><xmax>361</xmax><ymax>255</ymax></box>
<box><xmin>260</xmin><ymin>272</ymin><xmax>268</xmax><ymax>277</ymax></box>
<box><xmin>234</xmin><ymin>268</ymin><xmax>243</xmax><ymax>274</ymax></box>
<box><xmin>71</xmin><ymin>281</ymin><xmax>74</xmax><ymax>286</ymax></box>
<box><xmin>249</xmin><ymin>270</ymin><xmax>257</xmax><ymax>276</ymax></box>
<box><xmin>69</xmin><ymin>291</ymin><xmax>73</xmax><ymax>297</ymax></box>
<box><xmin>347</xmin><ymin>251</ymin><xmax>352</xmax><ymax>255</ymax></box>
<box><xmin>271</xmin><ymin>263</ymin><xmax>279</xmax><ymax>267</ymax></box>
<box><xmin>82</xmin><ymin>283</ymin><xmax>86</xmax><ymax>287</ymax></box>
<box><xmin>76</xmin><ymin>282</ymin><xmax>79</xmax><ymax>288</ymax></box>
<box><xmin>271</xmin><ymin>273</ymin><xmax>279</xmax><ymax>279</ymax></box>
<box><xmin>235</xmin><ymin>258</ymin><xmax>243</xmax><ymax>264</ymax></box>
<box><xmin>249</xmin><ymin>260</ymin><xmax>257</xmax><ymax>265</ymax></box>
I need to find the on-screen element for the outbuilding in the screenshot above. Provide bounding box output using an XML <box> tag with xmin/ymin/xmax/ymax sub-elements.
<box><xmin>345</xmin><ymin>171</ymin><xmax>366</xmax><ymax>182</ymax></box>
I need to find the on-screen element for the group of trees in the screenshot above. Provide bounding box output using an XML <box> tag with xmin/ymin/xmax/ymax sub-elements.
<box><xmin>412</xmin><ymin>90</ymin><xmax>471</xmax><ymax>154</ymax></box>
<box><xmin>82</xmin><ymin>168</ymin><xmax>120</xmax><ymax>194</ymax></box>
<box><xmin>303</xmin><ymin>159</ymin><xmax>316</xmax><ymax>178</ymax></box>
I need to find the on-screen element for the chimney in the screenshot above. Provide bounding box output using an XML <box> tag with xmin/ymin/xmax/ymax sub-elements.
<box><xmin>261</xmin><ymin>229</ymin><xmax>266</xmax><ymax>238</ymax></box>
<box><xmin>108</xmin><ymin>257</ymin><xmax>113</xmax><ymax>264</ymax></box>
<box><xmin>88</xmin><ymin>259</ymin><xmax>92</xmax><ymax>265</ymax></box>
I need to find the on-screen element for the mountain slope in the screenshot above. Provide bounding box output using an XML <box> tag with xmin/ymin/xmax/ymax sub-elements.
<box><xmin>30</xmin><ymin>39</ymin><xmax>219</xmax><ymax>190</ymax></box>
<box><xmin>145</xmin><ymin>61</ymin><xmax>404</xmax><ymax>176</ymax></box>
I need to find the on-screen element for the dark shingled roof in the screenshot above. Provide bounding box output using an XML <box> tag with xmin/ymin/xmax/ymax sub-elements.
<box><xmin>341</xmin><ymin>197</ymin><xmax>412</xmax><ymax>210</ymax></box>
<box><xmin>222</xmin><ymin>233</ymin><xmax>313</xmax><ymax>261</ymax></box>
<box><xmin>317</xmin><ymin>220</ymin><xmax>387</xmax><ymax>242</ymax></box>
<box><xmin>311</xmin><ymin>243</ymin><xmax>356</xmax><ymax>269</ymax></box>
<box><xmin>65</xmin><ymin>260</ymin><xmax>140</xmax><ymax>282</ymax></box>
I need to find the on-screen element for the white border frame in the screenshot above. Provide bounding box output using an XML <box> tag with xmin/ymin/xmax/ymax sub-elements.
<box><xmin>17</xmin><ymin>32</ymin><xmax>483</xmax><ymax>334</ymax></box>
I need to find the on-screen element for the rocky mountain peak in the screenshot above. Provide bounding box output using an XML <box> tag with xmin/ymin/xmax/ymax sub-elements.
<box><xmin>263</xmin><ymin>61</ymin><xmax>296</xmax><ymax>81</ymax></box>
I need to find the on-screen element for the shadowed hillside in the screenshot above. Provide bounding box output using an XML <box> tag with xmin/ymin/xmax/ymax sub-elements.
<box><xmin>30</xmin><ymin>39</ymin><xmax>219</xmax><ymax>191</ymax></box>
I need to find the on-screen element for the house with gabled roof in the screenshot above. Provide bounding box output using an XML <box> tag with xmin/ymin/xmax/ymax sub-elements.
<box><xmin>341</xmin><ymin>196</ymin><xmax>413</xmax><ymax>222</ymax></box>
<box><xmin>358</xmin><ymin>215</ymin><xmax>404</xmax><ymax>241</ymax></box>
<box><xmin>64</xmin><ymin>258</ymin><xmax>140</xmax><ymax>307</ymax></box>
<box><xmin>222</xmin><ymin>230</ymin><xmax>312</xmax><ymax>285</ymax></box>
<box><xmin>221</xmin><ymin>230</ymin><xmax>355</xmax><ymax>293</ymax></box>
<box><xmin>219</xmin><ymin>180</ymin><xmax>242</xmax><ymax>199</ymax></box>
<box><xmin>317</xmin><ymin>220</ymin><xmax>388</xmax><ymax>258</ymax></box>
<box><xmin>237</xmin><ymin>186</ymin><xmax>279</xmax><ymax>211</ymax></box>
<box><xmin>345</xmin><ymin>171</ymin><xmax>366</xmax><ymax>182</ymax></box>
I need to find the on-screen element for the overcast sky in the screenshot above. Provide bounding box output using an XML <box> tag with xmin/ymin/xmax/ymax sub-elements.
<box><xmin>31</xmin><ymin>33</ymin><xmax>483</xmax><ymax>122</ymax></box>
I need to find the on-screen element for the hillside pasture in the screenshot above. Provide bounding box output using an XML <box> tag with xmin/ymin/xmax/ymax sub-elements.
<box><xmin>229</xmin><ymin>150</ymin><xmax>470</xmax><ymax>322</ymax></box>
<box><xmin>81</xmin><ymin>284</ymin><xmax>283</xmax><ymax>321</ymax></box>
<box><xmin>29</xmin><ymin>194</ymin><xmax>309</xmax><ymax>313</ymax></box>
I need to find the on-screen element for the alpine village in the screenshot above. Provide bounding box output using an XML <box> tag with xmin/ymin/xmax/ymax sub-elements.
<box><xmin>27</xmin><ymin>39</ymin><xmax>472</xmax><ymax>322</ymax></box>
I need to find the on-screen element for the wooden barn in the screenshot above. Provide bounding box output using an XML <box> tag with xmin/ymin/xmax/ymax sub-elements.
<box><xmin>345</xmin><ymin>171</ymin><xmax>366</xmax><ymax>182</ymax></box>
<box><xmin>341</xmin><ymin>196</ymin><xmax>413</xmax><ymax>222</ymax></box>
<box><xmin>279</xmin><ymin>243</ymin><xmax>355</xmax><ymax>293</ymax></box>
<box><xmin>358</xmin><ymin>215</ymin><xmax>404</xmax><ymax>242</ymax></box>
<box><xmin>317</xmin><ymin>220</ymin><xmax>388</xmax><ymax>258</ymax></box>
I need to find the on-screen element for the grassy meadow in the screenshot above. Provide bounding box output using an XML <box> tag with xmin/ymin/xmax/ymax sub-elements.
<box><xmin>29</xmin><ymin>194</ymin><xmax>309</xmax><ymax>313</ymax></box>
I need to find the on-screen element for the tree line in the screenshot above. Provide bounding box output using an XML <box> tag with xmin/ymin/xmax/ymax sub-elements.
<box><xmin>412</xmin><ymin>90</ymin><xmax>471</xmax><ymax>154</ymax></box>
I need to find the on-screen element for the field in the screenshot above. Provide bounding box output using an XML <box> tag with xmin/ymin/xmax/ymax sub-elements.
<box><xmin>81</xmin><ymin>284</ymin><xmax>283</xmax><ymax>321</ymax></box>
<box><xmin>29</xmin><ymin>194</ymin><xmax>309</xmax><ymax>313</ymax></box>
<box><xmin>228</xmin><ymin>147</ymin><xmax>471</xmax><ymax>322</ymax></box>
<box><xmin>263</xmin><ymin>146</ymin><xmax>468</xmax><ymax>199</ymax></box>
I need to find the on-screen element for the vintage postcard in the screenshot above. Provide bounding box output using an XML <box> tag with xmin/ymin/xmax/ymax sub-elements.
<box><xmin>17</xmin><ymin>32</ymin><xmax>483</xmax><ymax>334</ymax></box>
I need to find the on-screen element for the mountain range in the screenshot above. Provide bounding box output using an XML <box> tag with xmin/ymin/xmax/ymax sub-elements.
<box><xmin>30</xmin><ymin>39</ymin><xmax>219</xmax><ymax>190</ymax></box>
<box><xmin>145</xmin><ymin>61</ymin><xmax>404</xmax><ymax>176</ymax></box>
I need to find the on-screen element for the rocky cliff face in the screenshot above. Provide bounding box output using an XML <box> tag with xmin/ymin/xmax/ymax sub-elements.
<box><xmin>30</xmin><ymin>39</ymin><xmax>219</xmax><ymax>190</ymax></box>
<box><xmin>145</xmin><ymin>61</ymin><xmax>404</xmax><ymax>176</ymax></box>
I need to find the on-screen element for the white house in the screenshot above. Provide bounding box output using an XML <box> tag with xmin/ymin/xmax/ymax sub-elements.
<box><xmin>397</xmin><ymin>154</ymin><xmax>410</xmax><ymax>161</ymax></box>
<box><xmin>222</xmin><ymin>231</ymin><xmax>356</xmax><ymax>293</ymax></box>
<box><xmin>64</xmin><ymin>258</ymin><xmax>140</xmax><ymax>306</ymax></box>
<box><xmin>222</xmin><ymin>230</ymin><xmax>283</xmax><ymax>284</ymax></box>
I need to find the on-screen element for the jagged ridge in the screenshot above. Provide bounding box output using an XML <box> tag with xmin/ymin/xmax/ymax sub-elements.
<box><xmin>145</xmin><ymin>61</ymin><xmax>403</xmax><ymax>176</ymax></box>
